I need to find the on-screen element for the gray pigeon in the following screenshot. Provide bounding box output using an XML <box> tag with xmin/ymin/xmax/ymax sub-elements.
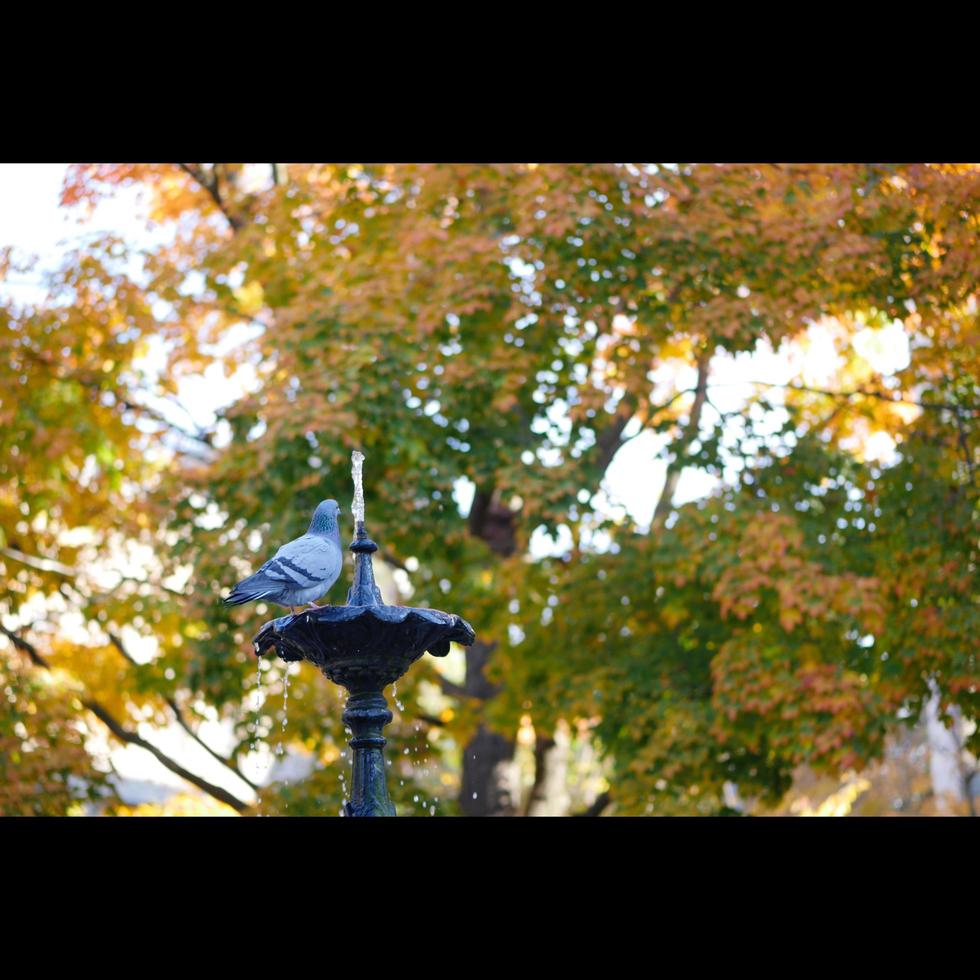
<box><xmin>224</xmin><ymin>500</ymin><xmax>344</xmax><ymax>614</ymax></box>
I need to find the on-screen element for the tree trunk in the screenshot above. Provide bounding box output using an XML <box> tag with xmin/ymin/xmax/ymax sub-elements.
<box><xmin>458</xmin><ymin>638</ymin><xmax>516</xmax><ymax>816</ymax></box>
<box><xmin>458</xmin><ymin>401</ymin><xmax>644</xmax><ymax>816</ymax></box>
<box><xmin>460</xmin><ymin>725</ymin><xmax>517</xmax><ymax>816</ymax></box>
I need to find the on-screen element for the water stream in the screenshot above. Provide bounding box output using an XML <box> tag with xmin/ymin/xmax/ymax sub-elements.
<box><xmin>251</xmin><ymin>655</ymin><xmax>263</xmax><ymax>754</ymax></box>
<box><xmin>278</xmin><ymin>666</ymin><xmax>290</xmax><ymax>810</ymax></box>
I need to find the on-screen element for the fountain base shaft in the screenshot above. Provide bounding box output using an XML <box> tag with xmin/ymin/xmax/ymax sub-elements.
<box><xmin>342</xmin><ymin>691</ymin><xmax>396</xmax><ymax>817</ymax></box>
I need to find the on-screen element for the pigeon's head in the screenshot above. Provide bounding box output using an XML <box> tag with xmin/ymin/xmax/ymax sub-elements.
<box><xmin>309</xmin><ymin>499</ymin><xmax>342</xmax><ymax>535</ymax></box>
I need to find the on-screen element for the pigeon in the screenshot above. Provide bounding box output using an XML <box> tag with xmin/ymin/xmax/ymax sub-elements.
<box><xmin>223</xmin><ymin>499</ymin><xmax>344</xmax><ymax>614</ymax></box>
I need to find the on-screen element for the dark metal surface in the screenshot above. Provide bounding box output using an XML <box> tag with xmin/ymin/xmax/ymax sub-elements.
<box><xmin>347</xmin><ymin>520</ymin><xmax>384</xmax><ymax>607</ymax></box>
<box><xmin>253</xmin><ymin>602</ymin><xmax>475</xmax><ymax>691</ymax></box>
<box><xmin>251</xmin><ymin>519</ymin><xmax>475</xmax><ymax>816</ymax></box>
<box><xmin>342</xmin><ymin>692</ymin><xmax>396</xmax><ymax>817</ymax></box>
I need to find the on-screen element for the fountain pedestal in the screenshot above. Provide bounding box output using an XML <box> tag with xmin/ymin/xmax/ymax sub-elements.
<box><xmin>253</xmin><ymin>522</ymin><xmax>475</xmax><ymax>816</ymax></box>
<box><xmin>343</xmin><ymin>691</ymin><xmax>395</xmax><ymax>816</ymax></box>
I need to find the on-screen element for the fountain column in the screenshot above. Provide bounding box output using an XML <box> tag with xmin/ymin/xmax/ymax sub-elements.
<box><xmin>343</xmin><ymin>691</ymin><xmax>396</xmax><ymax>816</ymax></box>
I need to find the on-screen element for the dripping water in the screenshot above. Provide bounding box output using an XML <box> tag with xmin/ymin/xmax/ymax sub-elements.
<box><xmin>278</xmin><ymin>665</ymin><xmax>290</xmax><ymax>810</ymax></box>
<box><xmin>251</xmin><ymin>654</ymin><xmax>264</xmax><ymax>755</ymax></box>
<box><xmin>281</xmin><ymin>667</ymin><xmax>290</xmax><ymax>743</ymax></box>
<box><xmin>338</xmin><ymin>723</ymin><xmax>352</xmax><ymax>814</ymax></box>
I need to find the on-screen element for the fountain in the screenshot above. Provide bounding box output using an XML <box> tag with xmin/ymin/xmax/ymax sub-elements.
<box><xmin>253</xmin><ymin>451</ymin><xmax>475</xmax><ymax>815</ymax></box>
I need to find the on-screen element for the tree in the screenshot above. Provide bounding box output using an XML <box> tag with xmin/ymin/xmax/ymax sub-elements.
<box><xmin>2</xmin><ymin>163</ymin><xmax>976</xmax><ymax>815</ymax></box>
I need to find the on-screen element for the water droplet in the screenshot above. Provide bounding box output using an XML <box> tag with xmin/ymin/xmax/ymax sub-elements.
<box><xmin>472</xmin><ymin>792</ymin><xmax>478</xmax><ymax>799</ymax></box>
<box><xmin>272</xmin><ymin>668</ymin><xmax>291</xmax><ymax>805</ymax></box>
<box><xmin>251</xmin><ymin>658</ymin><xmax>262</xmax><ymax>754</ymax></box>
<box><xmin>282</xmin><ymin>666</ymin><xmax>289</xmax><ymax>736</ymax></box>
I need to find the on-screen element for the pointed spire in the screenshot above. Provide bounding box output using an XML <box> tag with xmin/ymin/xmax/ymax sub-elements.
<box><xmin>347</xmin><ymin>520</ymin><xmax>383</xmax><ymax>606</ymax></box>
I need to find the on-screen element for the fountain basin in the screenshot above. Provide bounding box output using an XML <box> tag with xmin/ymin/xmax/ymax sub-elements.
<box><xmin>253</xmin><ymin>604</ymin><xmax>475</xmax><ymax>693</ymax></box>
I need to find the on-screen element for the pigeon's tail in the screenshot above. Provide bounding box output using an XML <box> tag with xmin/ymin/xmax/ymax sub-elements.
<box><xmin>223</xmin><ymin>573</ymin><xmax>279</xmax><ymax>606</ymax></box>
<box><xmin>223</xmin><ymin>589</ymin><xmax>272</xmax><ymax>606</ymax></box>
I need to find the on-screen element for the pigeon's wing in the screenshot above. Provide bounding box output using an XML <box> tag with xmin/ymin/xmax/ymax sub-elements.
<box><xmin>224</xmin><ymin>534</ymin><xmax>341</xmax><ymax>606</ymax></box>
<box><xmin>262</xmin><ymin>534</ymin><xmax>342</xmax><ymax>590</ymax></box>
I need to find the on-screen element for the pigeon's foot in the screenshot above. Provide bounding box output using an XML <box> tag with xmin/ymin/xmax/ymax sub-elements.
<box><xmin>304</xmin><ymin>601</ymin><xmax>321</xmax><ymax>611</ymax></box>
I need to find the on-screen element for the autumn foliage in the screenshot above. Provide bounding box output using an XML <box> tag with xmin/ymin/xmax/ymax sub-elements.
<box><xmin>1</xmin><ymin>163</ymin><xmax>977</xmax><ymax>815</ymax></box>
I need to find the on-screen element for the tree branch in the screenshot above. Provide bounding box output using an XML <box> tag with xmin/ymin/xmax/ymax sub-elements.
<box><xmin>178</xmin><ymin>164</ymin><xmax>243</xmax><ymax>232</ymax></box>
<box><xmin>593</xmin><ymin>416</ymin><xmax>631</xmax><ymax>477</ymax></box>
<box><xmin>953</xmin><ymin>412</ymin><xmax>976</xmax><ymax>486</ymax></box>
<box><xmin>3</xmin><ymin>546</ymin><xmax>186</xmax><ymax>602</ymax></box>
<box><xmin>0</xmin><ymin>623</ymin><xmax>250</xmax><ymax>812</ymax></box>
<box><xmin>521</xmin><ymin>733</ymin><xmax>556</xmax><ymax>817</ymax></box>
<box><xmin>653</xmin><ymin>352</ymin><xmax>710</xmax><ymax>526</ymax></box>
<box><xmin>0</xmin><ymin>622</ymin><xmax>46</xmax><ymax>667</ymax></box>
<box><xmin>381</xmin><ymin>550</ymin><xmax>409</xmax><ymax>574</ymax></box>
<box><xmin>106</xmin><ymin>632</ymin><xmax>259</xmax><ymax>792</ymax></box>
<box><xmin>592</xmin><ymin>393</ymin><xmax>639</xmax><ymax>477</ymax></box>
<box><xmin>432</xmin><ymin>671</ymin><xmax>469</xmax><ymax>700</ymax></box>
<box><xmin>0</xmin><ymin>545</ymin><xmax>76</xmax><ymax>579</ymax></box>
<box><xmin>80</xmin><ymin>699</ymin><xmax>248</xmax><ymax>812</ymax></box>
<box><xmin>571</xmin><ymin>790</ymin><xmax>612</xmax><ymax>817</ymax></box>
<box><xmin>708</xmin><ymin>380</ymin><xmax>980</xmax><ymax>417</ymax></box>
<box><xmin>16</xmin><ymin>346</ymin><xmax>215</xmax><ymax>453</ymax></box>
<box><xmin>591</xmin><ymin>386</ymin><xmax>698</xmax><ymax>480</ymax></box>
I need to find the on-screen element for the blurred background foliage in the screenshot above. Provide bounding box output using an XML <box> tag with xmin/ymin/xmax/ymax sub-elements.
<box><xmin>1</xmin><ymin>163</ymin><xmax>977</xmax><ymax>816</ymax></box>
